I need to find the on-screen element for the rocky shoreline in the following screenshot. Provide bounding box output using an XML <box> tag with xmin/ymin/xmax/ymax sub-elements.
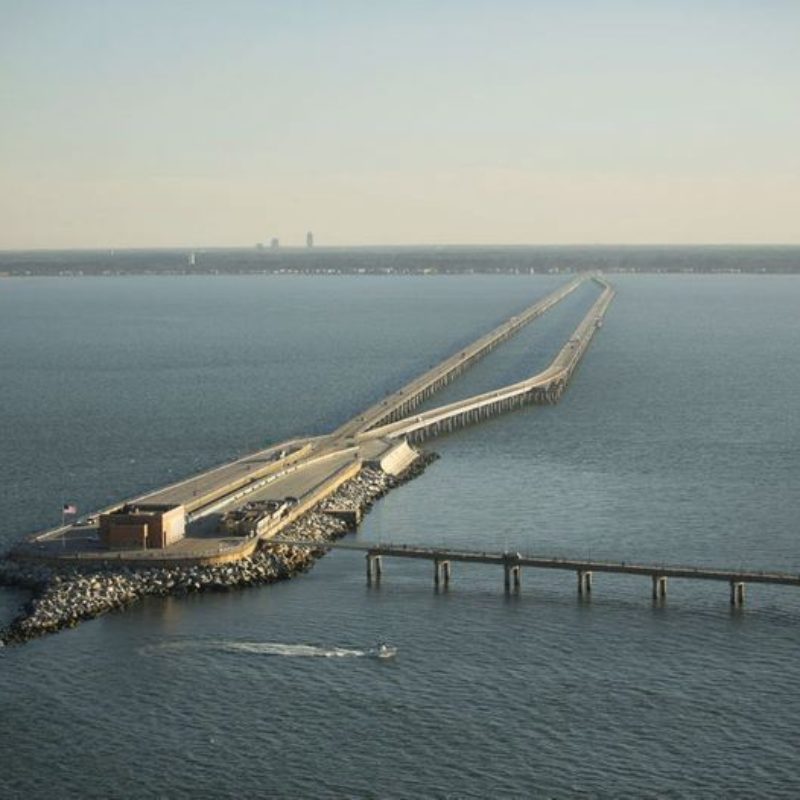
<box><xmin>0</xmin><ymin>449</ymin><xmax>438</xmax><ymax>646</ymax></box>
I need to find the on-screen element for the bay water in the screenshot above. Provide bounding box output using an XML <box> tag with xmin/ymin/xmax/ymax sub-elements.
<box><xmin>1</xmin><ymin>263</ymin><xmax>799</xmax><ymax>798</ymax></box>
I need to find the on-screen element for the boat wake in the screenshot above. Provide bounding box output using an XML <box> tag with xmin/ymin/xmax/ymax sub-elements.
<box><xmin>222</xmin><ymin>641</ymin><xmax>365</xmax><ymax>658</ymax></box>
<box><xmin>140</xmin><ymin>640</ymin><xmax>396</xmax><ymax>660</ymax></box>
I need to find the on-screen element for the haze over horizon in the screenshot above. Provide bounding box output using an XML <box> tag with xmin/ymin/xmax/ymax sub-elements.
<box><xmin>2</xmin><ymin>1</ymin><xmax>799</xmax><ymax>250</ymax></box>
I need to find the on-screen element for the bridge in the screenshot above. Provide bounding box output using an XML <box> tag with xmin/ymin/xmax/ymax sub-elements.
<box><xmin>267</xmin><ymin>539</ymin><xmax>800</xmax><ymax>607</ymax></box>
<box><xmin>359</xmin><ymin>277</ymin><xmax>614</xmax><ymax>443</ymax></box>
<box><xmin>331</xmin><ymin>275</ymin><xmax>584</xmax><ymax>438</ymax></box>
<box><xmin>14</xmin><ymin>274</ymin><xmax>610</xmax><ymax>566</ymax></box>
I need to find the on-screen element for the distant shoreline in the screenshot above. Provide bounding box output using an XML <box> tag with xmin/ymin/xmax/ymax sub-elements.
<box><xmin>1</xmin><ymin>244</ymin><xmax>798</xmax><ymax>276</ymax></box>
<box><xmin>1</xmin><ymin>268</ymin><xmax>798</xmax><ymax>277</ymax></box>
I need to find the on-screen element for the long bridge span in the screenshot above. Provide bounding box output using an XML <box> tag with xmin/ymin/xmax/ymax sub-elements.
<box><xmin>360</xmin><ymin>277</ymin><xmax>614</xmax><ymax>443</ymax></box>
<box><xmin>330</xmin><ymin>275</ymin><xmax>584</xmax><ymax>440</ymax></box>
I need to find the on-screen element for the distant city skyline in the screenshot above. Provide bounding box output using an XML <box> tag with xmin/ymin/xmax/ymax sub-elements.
<box><xmin>2</xmin><ymin>1</ymin><xmax>799</xmax><ymax>249</ymax></box>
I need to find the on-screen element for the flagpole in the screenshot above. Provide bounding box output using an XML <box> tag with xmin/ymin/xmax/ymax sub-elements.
<box><xmin>61</xmin><ymin>504</ymin><xmax>77</xmax><ymax>549</ymax></box>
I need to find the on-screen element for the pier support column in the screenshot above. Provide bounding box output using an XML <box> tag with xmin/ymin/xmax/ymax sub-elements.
<box><xmin>577</xmin><ymin>571</ymin><xmax>592</xmax><ymax>596</ymax></box>
<box><xmin>652</xmin><ymin>575</ymin><xmax>667</xmax><ymax>600</ymax></box>
<box><xmin>503</xmin><ymin>555</ymin><xmax>521</xmax><ymax>593</ymax></box>
<box><xmin>433</xmin><ymin>558</ymin><xmax>450</xmax><ymax>589</ymax></box>
<box><xmin>366</xmin><ymin>554</ymin><xmax>382</xmax><ymax>585</ymax></box>
<box><xmin>442</xmin><ymin>560</ymin><xmax>451</xmax><ymax>588</ymax></box>
<box><xmin>434</xmin><ymin>559</ymin><xmax>451</xmax><ymax>589</ymax></box>
<box><xmin>730</xmin><ymin>581</ymin><xmax>745</xmax><ymax>607</ymax></box>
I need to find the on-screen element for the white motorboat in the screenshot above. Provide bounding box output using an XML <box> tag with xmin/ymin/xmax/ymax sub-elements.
<box><xmin>370</xmin><ymin>642</ymin><xmax>397</xmax><ymax>659</ymax></box>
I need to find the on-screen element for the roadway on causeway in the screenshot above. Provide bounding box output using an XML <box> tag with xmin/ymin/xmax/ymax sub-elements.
<box><xmin>21</xmin><ymin>447</ymin><xmax>365</xmax><ymax>562</ymax></box>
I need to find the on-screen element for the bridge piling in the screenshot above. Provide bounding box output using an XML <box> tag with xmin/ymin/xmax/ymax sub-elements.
<box><xmin>434</xmin><ymin>559</ymin><xmax>451</xmax><ymax>588</ymax></box>
<box><xmin>652</xmin><ymin>575</ymin><xmax>668</xmax><ymax>600</ymax></box>
<box><xmin>577</xmin><ymin>570</ymin><xmax>592</xmax><ymax>596</ymax></box>
<box><xmin>730</xmin><ymin>581</ymin><xmax>745</xmax><ymax>607</ymax></box>
<box><xmin>366</xmin><ymin>553</ymin><xmax>382</xmax><ymax>585</ymax></box>
<box><xmin>503</xmin><ymin>554</ymin><xmax>522</xmax><ymax>592</ymax></box>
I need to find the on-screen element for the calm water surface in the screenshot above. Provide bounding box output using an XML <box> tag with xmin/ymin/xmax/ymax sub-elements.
<box><xmin>1</xmin><ymin>270</ymin><xmax>799</xmax><ymax>799</ymax></box>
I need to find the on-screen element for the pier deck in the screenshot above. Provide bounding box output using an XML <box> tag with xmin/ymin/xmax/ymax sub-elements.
<box><xmin>269</xmin><ymin>539</ymin><xmax>800</xmax><ymax>605</ymax></box>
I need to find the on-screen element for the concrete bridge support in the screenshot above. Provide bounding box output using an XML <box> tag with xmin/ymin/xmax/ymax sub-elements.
<box><xmin>652</xmin><ymin>575</ymin><xmax>668</xmax><ymax>600</ymax></box>
<box><xmin>434</xmin><ymin>559</ymin><xmax>451</xmax><ymax>589</ymax></box>
<box><xmin>503</xmin><ymin>563</ymin><xmax>522</xmax><ymax>592</ymax></box>
<box><xmin>730</xmin><ymin>581</ymin><xmax>746</xmax><ymax>607</ymax></box>
<box><xmin>577</xmin><ymin>570</ymin><xmax>592</xmax><ymax>596</ymax></box>
<box><xmin>366</xmin><ymin>553</ymin><xmax>382</xmax><ymax>585</ymax></box>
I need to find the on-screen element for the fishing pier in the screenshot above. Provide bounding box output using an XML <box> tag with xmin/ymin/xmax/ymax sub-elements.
<box><xmin>268</xmin><ymin>540</ymin><xmax>800</xmax><ymax>607</ymax></box>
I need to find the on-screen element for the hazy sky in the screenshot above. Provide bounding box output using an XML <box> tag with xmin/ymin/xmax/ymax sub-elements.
<box><xmin>2</xmin><ymin>1</ymin><xmax>799</xmax><ymax>248</ymax></box>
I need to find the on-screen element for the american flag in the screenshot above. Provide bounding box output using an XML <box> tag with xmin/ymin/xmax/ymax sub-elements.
<box><xmin>63</xmin><ymin>504</ymin><xmax>77</xmax><ymax>514</ymax></box>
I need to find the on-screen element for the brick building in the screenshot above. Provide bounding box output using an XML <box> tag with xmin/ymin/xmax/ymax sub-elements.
<box><xmin>99</xmin><ymin>503</ymin><xmax>185</xmax><ymax>550</ymax></box>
